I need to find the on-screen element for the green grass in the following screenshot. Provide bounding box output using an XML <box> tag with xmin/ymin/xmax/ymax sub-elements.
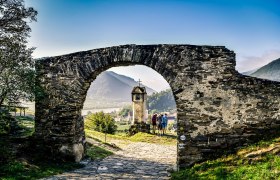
<box><xmin>0</xmin><ymin>138</ymin><xmax>114</xmax><ymax>180</ymax></box>
<box><xmin>129</xmin><ymin>132</ymin><xmax>177</xmax><ymax>145</ymax></box>
<box><xmin>85</xmin><ymin>129</ymin><xmax>177</xmax><ymax>145</ymax></box>
<box><xmin>0</xmin><ymin>160</ymin><xmax>83</xmax><ymax>180</ymax></box>
<box><xmin>16</xmin><ymin>116</ymin><xmax>34</xmax><ymax>127</ymax></box>
<box><xmin>86</xmin><ymin>144</ymin><xmax>114</xmax><ymax>160</ymax></box>
<box><xmin>0</xmin><ymin>116</ymin><xmax>35</xmax><ymax>136</ymax></box>
<box><xmin>85</xmin><ymin>129</ymin><xmax>128</xmax><ymax>141</ymax></box>
<box><xmin>116</xmin><ymin>124</ymin><xmax>130</xmax><ymax>131</ymax></box>
<box><xmin>16</xmin><ymin>116</ymin><xmax>35</xmax><ymax>136</ymax></box>
<box><xmin>171</xmin><ymin>137</ymin><xmax>280</xmax><ymax>180</ymax></box>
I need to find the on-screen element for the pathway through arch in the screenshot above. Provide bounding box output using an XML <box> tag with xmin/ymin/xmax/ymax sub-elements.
<box><xmin>45</xmin><ymin>138</ymin><xmax>176</xmax><ymax>180</ymax></box>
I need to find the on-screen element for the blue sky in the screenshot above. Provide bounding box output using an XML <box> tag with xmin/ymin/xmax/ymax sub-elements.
<box><xmin>26</xmin><ymin>0</ymin><xmax>280</xmax><ymax>91</ymax></box>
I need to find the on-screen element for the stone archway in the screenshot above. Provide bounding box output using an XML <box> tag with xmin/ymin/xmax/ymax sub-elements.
<box><xmin>34</xmin><ymin>44</ymin><xmax>280</xmax><ymax>170</ymax></box>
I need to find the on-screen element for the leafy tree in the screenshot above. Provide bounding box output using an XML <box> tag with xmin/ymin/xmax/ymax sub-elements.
<box><xmin>85</xmin><ymin>111</ymin><xmax>117</xmax><ymax>135</ymax></box>
<box><xmin>118</xmin><ymin>105</ymin><xmax>132</xmax><ymax>117</ymax></box>
<box><xmin>147</xmin><ymin>89</ymin><xmax>176</xmax><ymax>112</ymax></box>
<box><xmin>0</xmin><ymin>0</ymin><xmax>37</xmax><ymax>106</ymax></box>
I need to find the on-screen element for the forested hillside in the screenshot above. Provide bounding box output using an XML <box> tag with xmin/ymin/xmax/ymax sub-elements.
<box><xmin>147</xmin><ymin>89</ymin><xmax>176</xmax><ymax>112</ymax></box>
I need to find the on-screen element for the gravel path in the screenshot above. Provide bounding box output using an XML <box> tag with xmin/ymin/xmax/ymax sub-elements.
<box><xmin>44</xmin><ymin>141</ymin><xmax>177</xmax><ymax>180</ymax></box>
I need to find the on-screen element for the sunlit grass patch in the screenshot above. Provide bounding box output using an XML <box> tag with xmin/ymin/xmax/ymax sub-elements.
<box><xmin>129</xmin><ymin>132</ymin><xmax>176</xmax><ymax>145</ymax></box>
<box><xmin>16</xmin><ymin>116</ymin><xmax>35</xmax><ymax>136</ymax></box>
<box><xmin>85</xmin><ymin>129</ymin><xmax>177</xmax><ymax>145</ymax></box>
<box><xmin>86</xmin><ymin>144</ymin><xmax>113</xmax><ymax>160</ymax></box>
<box><xmin>171</xmin><ymin>136</ymin><xmax>280</xmax><ymax>180</ymax></box>
<box><xmin>85</xmin><ymin>129</ymin><xmax>128</xmax><ymax>141</ymax></box>
<box><xmin>116</xmin><ymin>124</ymin><xmax>130</xmax><ymax>131</ymax></box>
<box><xmin>0</xmin><ymin>160</ymin><xmax>83</xmax><ymax>180</ymax></box>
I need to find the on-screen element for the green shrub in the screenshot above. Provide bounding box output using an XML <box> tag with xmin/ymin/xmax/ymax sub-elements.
<box><xmin>85</xmin><ymin>111</ymin><xmax>117</xmax><ymax>134</ymax></box>
<box><xmin>0</xmin><ymin>108</ymin><xmax>11</xmax><ymax>134</ymax></box>
<box><xmin>0</xmin><ymin>141</ymin><xmax>13</xmax><ymax>164</ymax></box>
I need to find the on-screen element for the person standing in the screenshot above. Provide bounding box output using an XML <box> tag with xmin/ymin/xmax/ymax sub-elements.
<box><xmin>157</xmin><ymin>114</ymin><xmax>163</xmax><ymax>135</ymax></box>
<box><xmin>151</xmin><ymin>113</ymin><xmax>157</xmax><ymax>134</ymax></box>
<box><xmin>162</xmin><ymin>113</ymin><xmax>168</xmax><ymax>135</ymax></box>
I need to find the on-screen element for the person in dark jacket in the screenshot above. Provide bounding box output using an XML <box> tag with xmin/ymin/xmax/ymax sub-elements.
<box><xmin>151</xmin><ymin>113</ymin><xmax>157</xmax><ymax>134</ymax></box>
<box><xmin>157</xmin><ymin>114</ymin><xmax>163</xmax><ymax>135</ymax></box>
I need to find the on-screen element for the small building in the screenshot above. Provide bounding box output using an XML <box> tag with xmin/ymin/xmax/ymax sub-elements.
<box><xmin>131</xmin><ymin>84</ymin><xmax>147</xmax><ymax>124</ymax></box>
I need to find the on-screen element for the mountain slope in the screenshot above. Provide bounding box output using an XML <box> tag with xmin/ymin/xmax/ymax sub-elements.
<box><xmin>84</xmin><ymin>71</ymin><xmax>156</xmax><ymax>108</ymax></box>
<box><xmin>249</xmin><ymin>58</ymin><xmax>280</xmax><ymax>81</ymax></box>
<box><xmin>106</xmin><ymin>71</ymin><xmax>155</xmax><ymax>95</ymax></box>
<box><xmin>241</xmin><ymin>68</ymin><xmax>259</xmax><ymax>75</ymax></box>
<box><xmin>86</xmin><ymin>71</ymin><xmax>133</xmax><ymax>101</ymax></box>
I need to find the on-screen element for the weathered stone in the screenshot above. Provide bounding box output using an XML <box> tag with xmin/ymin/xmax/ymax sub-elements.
<box><xmin>34</xmin><ymin>44</ymin><xmax>280</xmax><ymax>170</ymax></box>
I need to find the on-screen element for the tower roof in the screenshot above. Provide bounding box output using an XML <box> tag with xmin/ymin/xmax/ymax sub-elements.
<box><xmin>131</xmin><ymin>86</ymin><xmax>147</xmax><ymax>94</ymax></box>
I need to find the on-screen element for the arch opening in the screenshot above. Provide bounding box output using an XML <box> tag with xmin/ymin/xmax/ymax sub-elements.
<box><xmin>82</xmin><ymin>65</ymin><xmax>178</xmax><ymax>170</ymax></box>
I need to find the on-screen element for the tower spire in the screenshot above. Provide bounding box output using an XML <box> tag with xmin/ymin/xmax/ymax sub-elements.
<box><xmin>138</xmin><ymin>79</ymin><xmax>142</xmax><ymax>87</ymax></box>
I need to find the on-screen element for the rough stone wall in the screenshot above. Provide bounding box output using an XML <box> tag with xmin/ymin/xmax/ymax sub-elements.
<box><xmin>35</xmin><ymin>44</ymin><xmax>280</xmax><ymax>169</ymax></box>
<box><xmin>176</xmin><ymin>68</ymin><xmax>280</xmax><ymax>168</ymax></box>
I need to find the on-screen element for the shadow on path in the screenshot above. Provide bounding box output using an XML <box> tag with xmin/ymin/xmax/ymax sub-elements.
<box><xmin>44</xmin><ymin>142</ymin><xmax>176</xmax><ymax>180</ymax></box>
<box><xmin>45</xmin><ymin>155</ymin><xmax>172</xmax><ymax>180</ymax></box>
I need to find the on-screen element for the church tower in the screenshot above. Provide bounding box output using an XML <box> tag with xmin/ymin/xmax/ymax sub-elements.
<box><xmin>131</xmin><ymin>80</ymin><xmax>147</xmax><ymax>124</ymax></box>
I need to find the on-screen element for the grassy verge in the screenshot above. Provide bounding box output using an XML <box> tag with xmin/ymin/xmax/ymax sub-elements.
<box><xmin>0</xmin><ymin>160</ymin><xmax>83</xmax><ymax>180</ymax></box>
<box><xmin>85</xmin><ymin>129</ymin><xmax>128</xmax><ymax>142</ymax></box>
<box><xmin>85</xmin><ymin>129</ymin><xmax>177</xmax><ymax>145</ymax></box>
<box><xmin>116</xmin><ymin>124</ymin><xmax>130</xmax><ymax>131</ymax></box>
<box><xmin>0</xmin><ymin>139</ymin><xmax>113</xmax><ymax>180</ymax></box>
<box><xmin>16</xmin><ymin>116</ymin><xmax>35</xmax><ymax>136</ymax></box>
<box><xmin>86</xmin><ymin>144</ymin><xmax>114</xmax><ymax>160</ymax></box>
<box><xmin>171</xmin><ymin>137</ymin><xmax>280</xmax><ymax>180</ymax></box>
<box><xmin>129</xmin><ymin>132</ymin><xmax>177</xmax><ymax>145</ymax></box>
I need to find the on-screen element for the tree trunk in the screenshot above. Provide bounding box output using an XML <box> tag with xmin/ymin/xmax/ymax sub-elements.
<box><xmin>0</xmin><ymin>91</ymin><xmax>7</xmax><ymax>107</ymax></box>
<box><xmin>0</xmin><ymin>97</ymin><xmax>5</xmax><ymax>107</ymax></box>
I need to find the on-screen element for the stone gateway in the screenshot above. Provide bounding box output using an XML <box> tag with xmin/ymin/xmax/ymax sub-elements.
<box><xmin>34</xmin><ymin>44</ymin><xmax>280</xmax><ymax>169</ymax></box>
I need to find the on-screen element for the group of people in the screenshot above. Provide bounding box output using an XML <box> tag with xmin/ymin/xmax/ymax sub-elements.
<box><xmin>151</xmin><ymin>113</ymin><xmax>168</xmax><ymax>135</ymax></box>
